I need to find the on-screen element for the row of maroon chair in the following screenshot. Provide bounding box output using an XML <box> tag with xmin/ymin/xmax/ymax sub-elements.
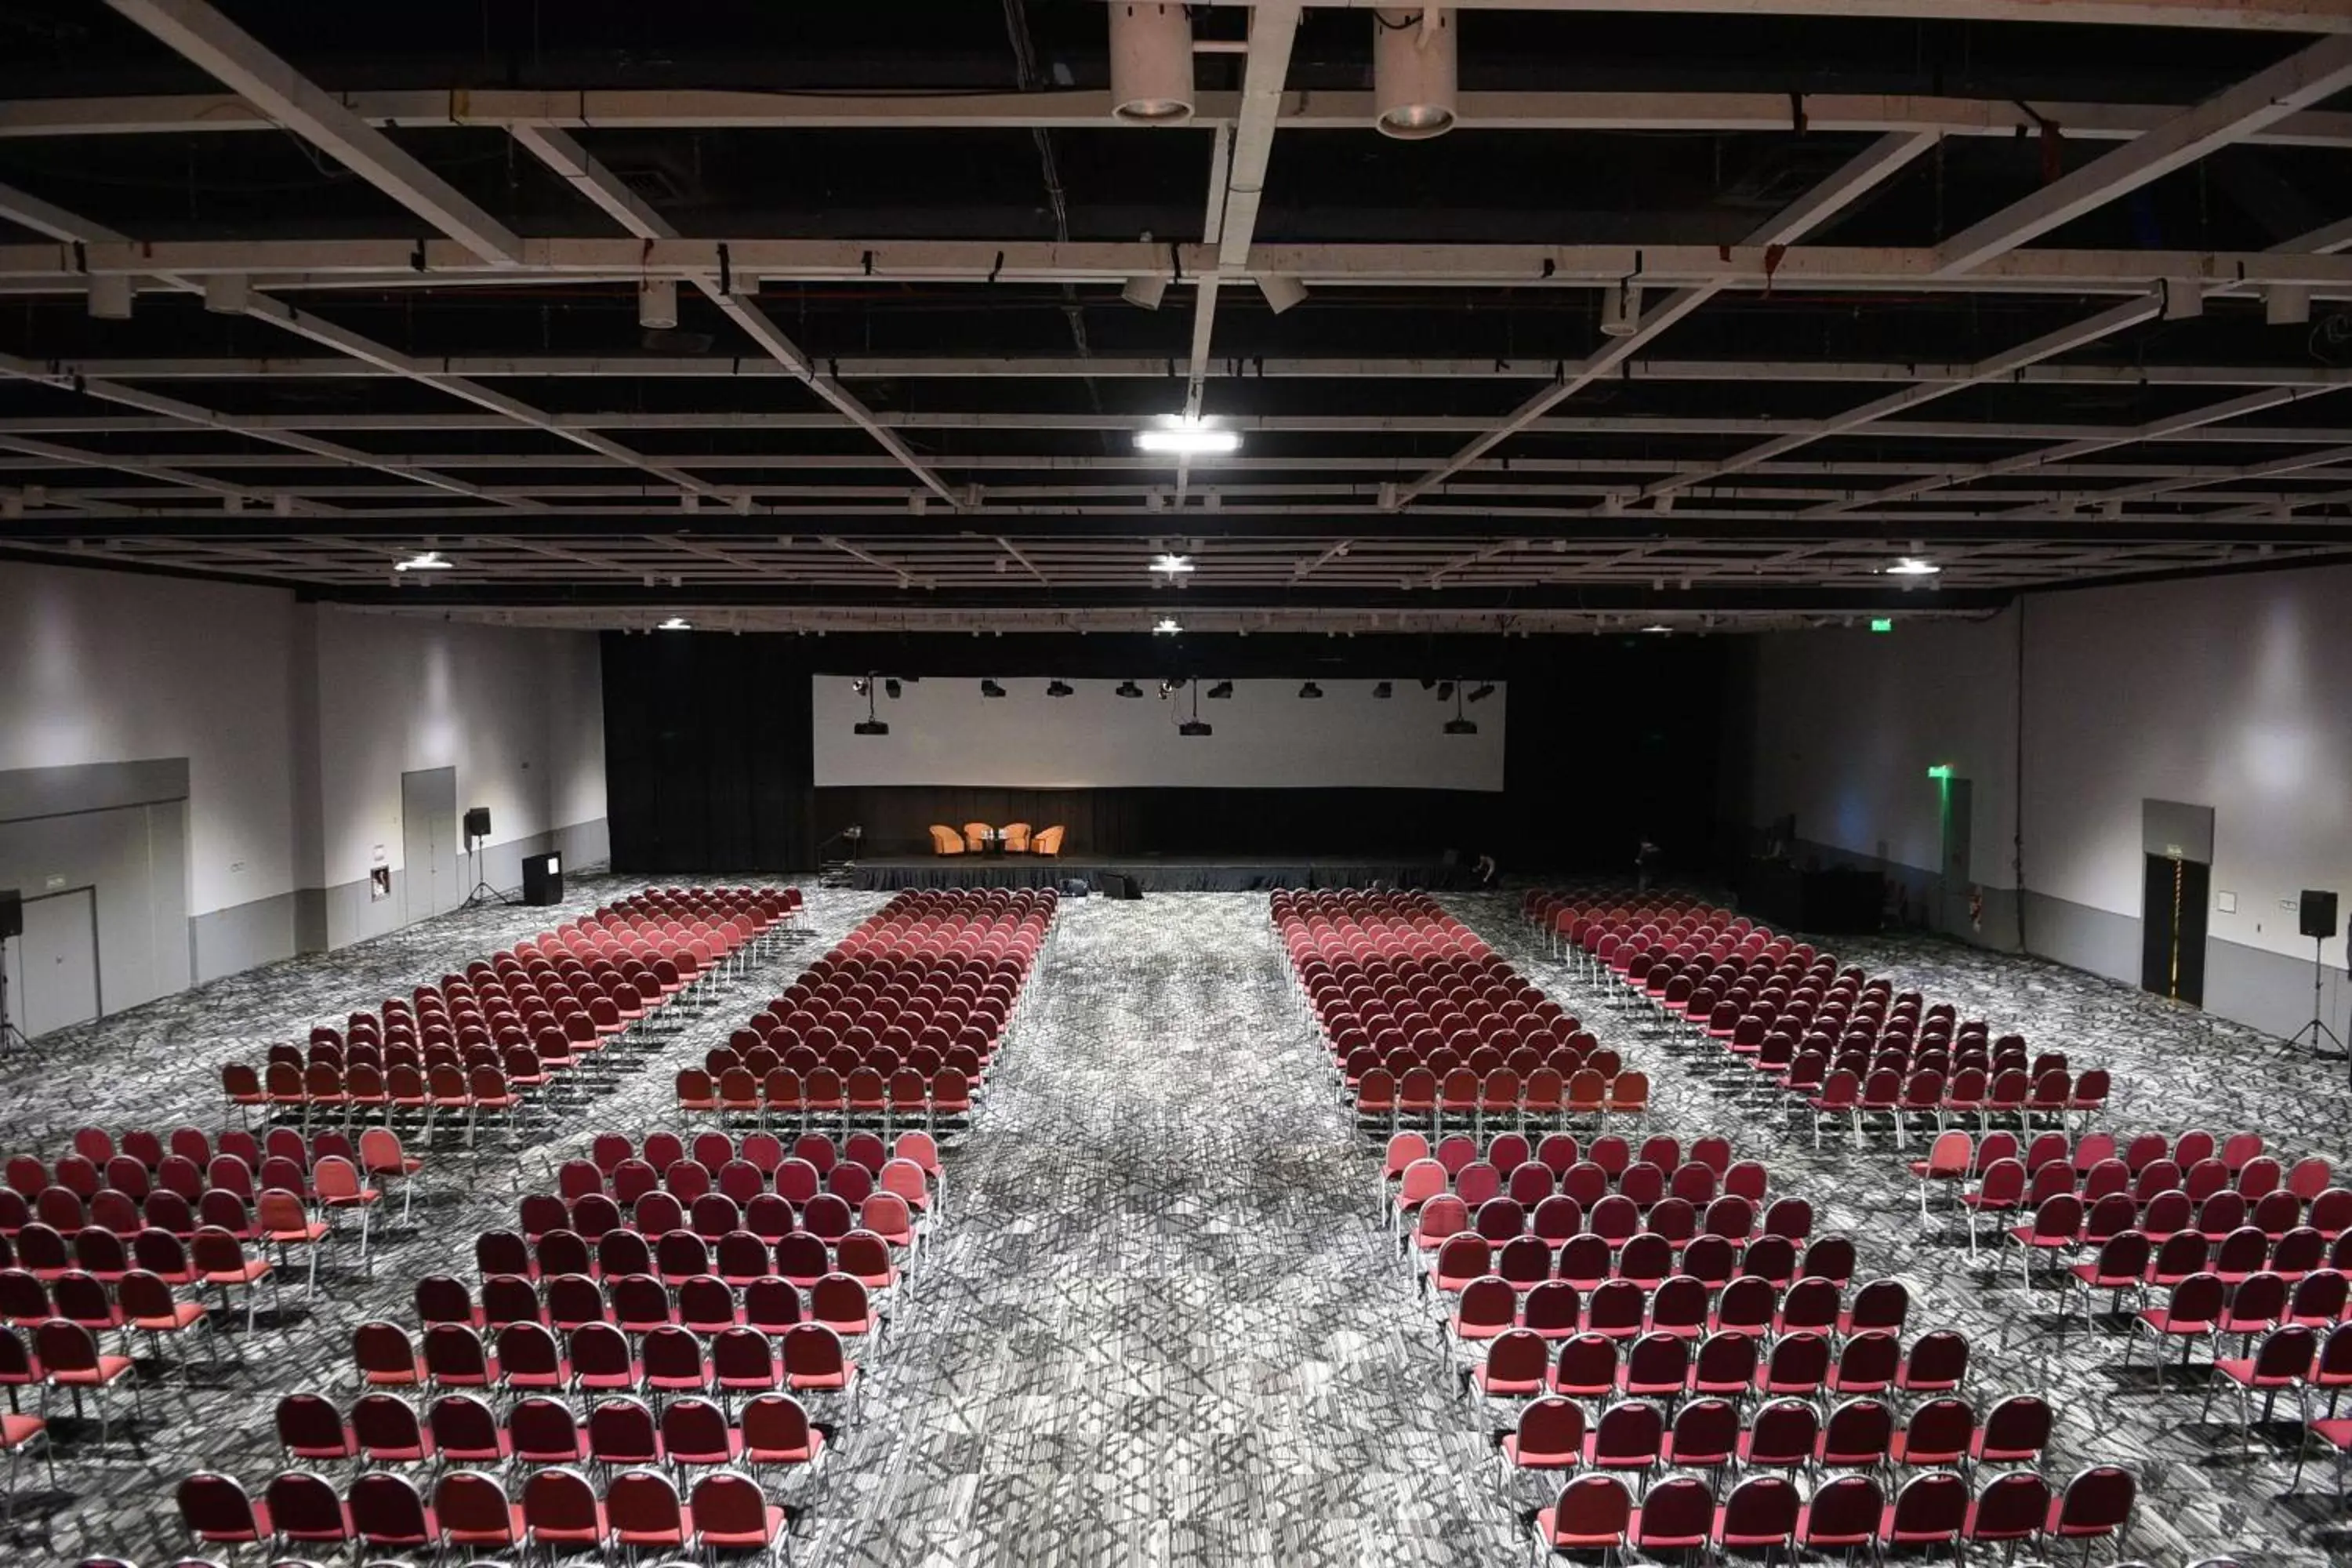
<box><xmin>550</xmin><ymin>1139</ymin><xmax>931</xmax><ymax>1208</ymax></box>
<box><xmin>516</xmin><ymin>1191</ymin><xmax>917</xmax><ymax>1261</ymax></box>
<box><xmin>417</xmin><ymin>1266</ymin><xmax>895</xmax><ymax>1339</ymax></box>
<box><xmin>355</xmin><ymin>1311</ymin><xmax>873</xmax><ymax>1401</ymax></box>
<box><xmin>477</xmin><ymin>1218</ymin><xmax>900</xmax><ymax>1287</ymax></box>
<box><xmin>1498</xmin><ymin>1383</ymin><xmax>2044</xmax><ymax>1474</ymax></box>
<box><xmin>223</xmin><ymin>886</ymin><xmax>799</xmax><ymax>1134</ymax></box>
<box><xmin>1526</xmin><ymin>1465</ymin><xmax>2132</xmax><ymax>1565</ymax></box>
<box><xmin>180</xmin><ymin>1463</ymin><xmax>788</xmax><ymax>1565</ymax></box>
<box><xmin>1447</xmin><ymin>1270</ymin><xmax>1906</xmax><ymax>1346</ymax></box>
<box><xmin>275</xmin><ymin>1387</ymin><xmax>822</xmax><ymax>1476</ymax></box>
<box><xmin>673</xmin><ymin>1061</ymin><xmax>973</xmax><ymax>1134</ymax></box>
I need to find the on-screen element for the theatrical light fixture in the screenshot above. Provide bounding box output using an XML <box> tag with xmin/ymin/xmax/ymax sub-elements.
<box><xmin>1120</xmin><ymin>273</ymin><xmax>1168</xmax><ymax>310</ymax></box>
<box><xmin>1206</xmin><ymin>681</ymin><xmax>1234</xmax><ymax>699</ymax></box>
<box><xmin>1599</xmin><ymin>281</ymin><xmax>1643</xmax><ymax>337</ymax></box>
<box><xmin>394</xmin><ymin>550</ymin><xmax>453</xmax><ymax>572</ymax></box>
<box><xmin>1108</xmin><ymin>1</ymin><xmax>1195</xmax><ymax>124</ymax></box>
<box><xmin>1257</xmin><ymin>273</ymin><xmax>1310</xmax><ymax>314</ymax></box>
<box><xmin>852</xmin><ymin>677</ymin><xmax>870</xmax><ymax>696</ymax></box>
<box><xmin>1153</xmin><ymin>617</ymin><xmax>1183</xmax><ymax>635</ymax></box>
<box><xmin>1373</xmin><ymin>7</ymin><xmax>1457</xmax><ymax>140</ymax></box>
<box><xmin>1884</xmin><ymin>557</ymin><xmax>1942</xmax><ymax>576</ymax></box>
<box><xmin>1135</xmin><ymin>419</ymin><xmax>1242</xmax><ymax>456</ymax></box>
<box><xmin>1467</xmin><ymin>683</ymin><xmax>1496</xmax><ymax>704</ymax></box>
<box><xmin>1151</xmin><ymin>552</ymin><xmax>1195</xmax><ymax>575</ymax></box>
<box><xmin>1046</xmin><ymin>679</ymin><xmax>1074</xmax><ymax>698</ymax></box>
<box><xmin>638</xmin><ymin>278</ymin><xmax>679</xmax><ymax>330</ymax></box>
<box><xmin>1298</xmin><ymin>682</ymin><xmax>1324</xmax><ymax>700</ymax></box>
<box><xmin>1436</xmin><ymin>681</ymin><xmax>1454</xmax><ymax>701</ymax></box>
<box><xmin>884</xmin><ymin>678</ymin><xmax>903</xmax><ymax>699</ymax></box>
<box><xmin>1443</xmin><ymin>683</ymin><xmax>1477</xmax><ymax>735</ymax></box>
<box><xmin>1116</xmin><ymin>680</ymin><xmax>1145</xmax><ymax>699</ymax></box>
<box><xmin>1419</xmin><ymin>677</ymin><xmax>1437</xmax><ymax>691</ymax></box>
<box><xmin>1372</xmin><ymin>681</ymin><xmax>1393</xmax><ymax>699</ymax></box>
<box><xmin>980</xmin><ymin>679</ymin><xmax>1007</xmax><ymax>698</ymax></box>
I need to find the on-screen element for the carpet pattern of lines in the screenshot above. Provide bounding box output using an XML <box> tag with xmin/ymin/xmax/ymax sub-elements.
<box><xmin>0</xmin><ymin>877</ymin><xmax>2331</xmax><ymax>1566</ymax></box>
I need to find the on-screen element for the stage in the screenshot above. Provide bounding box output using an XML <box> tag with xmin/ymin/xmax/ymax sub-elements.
<box><xmin>848</xmin><ymin>854</ymin><xmax>1473</xmax><ymax>893</ymax></box>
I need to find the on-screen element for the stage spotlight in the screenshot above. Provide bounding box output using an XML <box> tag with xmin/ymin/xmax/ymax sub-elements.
<box><xmin>1207</xmin><ymin>681</ymin><xmax>1234</xmax><ymax>699</ymax></box>
<box><xmin>1374</xmin><ymin>6</ymin><xmax>1457</xmax><ymax>140</ymax></box>
<box><xmin>1436</xmin><ymin>681</ymin><xmax>1455</xmax><ymax>700</ymax></box>
<box><xmin>1046</xmin><ymin>679</ymin><xmax>1074</xmax><ymax>697</ymax></box>
<box><xmin>1258</xmin><ymin>274</ymin><xmax>1309</xmax><ymax>314</ymax></box>
<box><xmin>1372</xmin><ymin>681</ymin><xmax>1393</xmax><ymax>699</ymax></box>
<box><xmin>1298</xmin><ymin>681</ymin><xmax>1324</xmax><ymax>699</ymax></box>
<box><xmin>1467</xmin><ymin>682</ymin><xmax>1496</xmax><ymax>703</ymax></box>
<box><xmin>1418</xmin><ymin>677</ymin><xmax>1436</xmax><ymax>691</ymax></box>
<box><xmin>1116</xmin><ymin>680</ymin><xmax>1144</xmax><ymax>699</ymax></box>
<box><xmin>980</xmin><ymin>679</ymin><xmax>1007</xmax><ymax>699</ymax></box>
<box><xmin>1108</xmin><ymin>1</ymin><xmax>1194</xmax><ymax>124</ymax></box>
<box><xmin>852</xmin><ymin>677</ymin><xmax>871</xmax><ymax>697</ymax></box>
<box><xmin>884</xmin><ymin>678</ymin><xmax>902</xmax><ymax>699</ymax></box>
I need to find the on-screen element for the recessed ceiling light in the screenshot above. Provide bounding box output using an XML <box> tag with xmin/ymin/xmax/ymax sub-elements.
<box><xmin>1884</xmin><ymin>557</ymin><xmax>1942</xmax><ymax>576</ymax></box>
<box><xmin>657</xmin><ymin>615</ymin><xmax>691</xmax><ymax>630</ymax></box>
<box><xmin>1152</xmin><ymin>617</ymin><xmax>1183</xmax><ymax>635</ymax></box>
<box><xmin>1135</xmin><ymin>419</ymin><xmax>1241</xmax><ymax>456</ymax></box>
<box><xmin>1151</xmin><ymin>552</ymin><xmax>1195</xmax><ymax>575</ymax></box>
<box><xmin>394</xmin><ymin>550</ymin><xmax>452</xmax><ymax>572</ymax></box>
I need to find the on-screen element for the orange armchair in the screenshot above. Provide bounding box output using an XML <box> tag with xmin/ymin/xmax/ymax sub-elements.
<box><xmin>1000</xmin><ymin>822</ymin><xmax>1033</xmax><ymax>853</ymax></box>
<box><xmin>962</xmin><ymin>822</ymin><xmax>992</xmax><ymax>853</ymax></box>
<box><xmin>1032</xmin><ymin>825</ymin><xmax>1065</xmax><ymax>857</ymax></box>
<box><xmin>927</xmin><ymin>825</ymin><xmax>966</xmax><ymax>856</ymax></box>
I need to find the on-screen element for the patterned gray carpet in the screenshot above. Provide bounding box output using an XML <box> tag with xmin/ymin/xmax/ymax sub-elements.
<box><xmin>0</xmin><ymin>880</ymin><xmax>2335</xmax><ymax>1566</ymax></box>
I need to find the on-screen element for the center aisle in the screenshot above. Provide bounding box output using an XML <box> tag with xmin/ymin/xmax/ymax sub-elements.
<box><xmin>815</xmin><ymin>891</ymin><xmax>1518</xmax><ymax>1568</ymax></box>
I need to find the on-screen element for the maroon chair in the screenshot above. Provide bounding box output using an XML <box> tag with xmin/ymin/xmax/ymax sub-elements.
<box><xmin>606</xmin><ymin>1466</ymin><xmax>689</xmax><ymax>1555</ymax></box>
<box><xmin>1797</xmin><ymin>1473</ymin><xmax>1882</xmax><ymax>1556</ymax></box>
<box><xmin>1501</xmin><ymin>1395</ymin><xmax>1583</xmax><ymax>1477</ymax></box>
<box><xmin>176</xmin><ymin>1471</ymin><xmax>271</xmax><ymax>1552</ymax></box>
<box><xmin>348</xmin><ymin>1470</ymin><xmax>437</xmax><ymax>1556</ymax></box>
<box><xmin>1535</xmin><ymin>1474</ymin><xmax>1631</xmax><ymax>1558</ymax></box>
<box><xmin>2045</xmin><ymin>1465</ymin><xmax>2136</xmax><ymax>1557</ymax></box>
<box><xmin>434</xmin><ymin>1468</ymin><xmax>524</xmax><ymax>1553</ymax></box>
<box><xmin>1715</xmin><ymin>1474</ymin><xmax>1800</xmax><ymax>1560</ymax></box>
<box><xmin>263</xmin><ymin>1469</ymin><xmax>353</xmax><ymax>1553</ymax></box>
<box><xmin>741</xmin><ymin>1392</ymin><xmax>823</xmax><ymax>1470</ymax></box>
<box><xmin>1883</xmin><ymin>1470</ymin><xmax>1969</xmax><ymax>1559</ymax></box>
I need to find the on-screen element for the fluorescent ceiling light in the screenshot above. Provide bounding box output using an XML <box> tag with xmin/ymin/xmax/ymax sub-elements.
<box><xmin>1883</xmin><ymin>557</ymin><xmax>1942</xmax><ymax>576</ymax></box>
<box><xmin>1151</xmin><ymin>552</ymin><xmax>1194</xmax><ymax>575</ymax></box>
<box><xmin>1135</xmin><ymin>421</ymin><xmax>1241</xmax><ymax>456</ymax></box>
<box><xmin>1640</xmin><ymin>623</ymin><xmax>1672</xmax><ymax>633</ymax></box>
<box><xmin>1152</xmin><ymin>617</ymin><xmax>1183</xmax><ymax>635</ymax></box>
<box><xmin>394</xmin><ymin>550</ymin><xmax>452</xmax><ymax>572</ymax></box>
<box><xmin>657</xmin><ymin>615</ymin><xmax>691</xmax><ymax>630</ymax></box>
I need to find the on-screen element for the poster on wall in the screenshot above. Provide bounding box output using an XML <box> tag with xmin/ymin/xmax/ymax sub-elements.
<box><xmin>370</xmin><ymin>844</ymin><xmax>390</xmax><ymax>902</ymax></box>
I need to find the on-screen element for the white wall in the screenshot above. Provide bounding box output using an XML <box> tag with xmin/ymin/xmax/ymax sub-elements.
<box><xmin>2022</xmin><ymin>566</ymin><xmax>2352</xmax><ymax>967</ymax></box>
<box><xmin>811</xmin><ymin>677</ymin><xmax>1507</xmax><ymax>790</ymax></box>
<box><xmin>1750</xmin><ymin>615</ymin><xmax>2019</xmax><ymax>889</ymax></box>
<box><xmin>0</xmin><ymin>560</ymin><xmax>297</xmax><ymax>916</ymax></box>
<box><xmin>312</xmin><ymin>610</ymin><xmax>607</xmax><ymax>891</ymax></box>
<box><xmin>1746</xmin><ymin>563</ymin><xmax>2352</xmax><ymax>1034</ymax></box>
<box><xmin>0</xmin><ymin>561</ymin><xmax>610</xmax><ymax>993</ymax></box>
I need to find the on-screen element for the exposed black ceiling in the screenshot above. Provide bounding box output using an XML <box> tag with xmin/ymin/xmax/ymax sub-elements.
<box><xmin>0</xmin><ymin>0</ymin><xmax>2347</xmax><ymax>633</ymax></box>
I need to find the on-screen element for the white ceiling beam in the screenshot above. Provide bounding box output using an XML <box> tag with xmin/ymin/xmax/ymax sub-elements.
<box><xmin>1388</xmin><ymin>129</ymin><xmax>1939</xmax><ymax>507</ymax></box>
<box><xmin>100</xmin><ymin>0</ymin><xmax>522</xmax><ymax>265</ymax></box>
<box><xmin>1178</xmin><ymin>6</ymin><xmax>1298</xmax><ymax>428</ymax></box>
<box><xmin>1172</xmin><ymin>0</ymin><xmax>2347</xmax><ymax>27</ymax></box>
<box><xmin>17</xmin><ymin>238</ymin><xmax>2352</xmax><ymax>294</ymax></box>
<box><xmin>1632</xmin><ymin>296</ymin><xmax>2166</xmax><ymax>506</ymax></box>
<box><xmin>0</xmin><ymin>434</ymin><xmax>325</xmax><ymax>513</ymax></box>
<box><xmin>1933</xmin><ymin>34</ymin><xmax>2352</xmax><ymax>274</ymax></box>
<box><xmin>6</xmin><ymin>88</ymin><xmax>2352</xmax><ymax>146</ymax></box>
<box><xmin>30</xmin><ymin>353</ymin><xmax>2352</xmax><ymax>390</ymax></box>
<box><xmin>12</xmin><ymin>408</ymin><xmax>2352</xmax><ymax>445</ymax></box>
<box><xmin>509</xmin><ymin>124</ymin><xmax>961</xmax><ymax>510</ymax></box>
<box><xmin>2013</xmin><ymin>441</ymin><xmax>2352</xmax><ymax>518</ymax></box>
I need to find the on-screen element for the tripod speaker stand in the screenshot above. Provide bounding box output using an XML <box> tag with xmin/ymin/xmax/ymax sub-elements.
<box><xmin>2288</xmin><ymin>889</ymin><xmax>2347</xmax><ymax>1070</ymax></box>
<box><xmin>459</xmin><ymin>806</ymin><xmax>510</xmax><ymax>909</ymax></box>
<box><xmin>0</xmin><ymin>890</ymin><xmax>34</xmax><ymax>1057</ymax></box>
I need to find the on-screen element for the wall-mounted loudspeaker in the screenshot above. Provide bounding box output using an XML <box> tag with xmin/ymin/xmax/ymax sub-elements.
<box><xmin>2299</xmin><ymin>888</ymin><xmax>2339</xmax><ymax>939</ymax></box>
<box><xmin>463</xmin><ymin>807</ymin><xmax>492</xmax><ymax>843</ymax></box>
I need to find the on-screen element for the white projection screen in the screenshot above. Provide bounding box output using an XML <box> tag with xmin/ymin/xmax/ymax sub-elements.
<box><xmin>811</xmin><ymin>677</ymin><xmax>1505</xmax><ymax>790</ymax></box>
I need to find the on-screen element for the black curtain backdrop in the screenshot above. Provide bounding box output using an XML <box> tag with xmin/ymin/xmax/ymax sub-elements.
<box><xmin>601</xmin><ymin>632</ymin><xmax>1728</xmax><ymax>873</ymax></box>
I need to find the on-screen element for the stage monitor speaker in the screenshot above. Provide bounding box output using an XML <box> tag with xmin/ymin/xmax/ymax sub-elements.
<box><xmin>463</xmin><ymin>806</ymin><xmax>492</xmax><ymax>842</ymax></box>
<box><xmin>2301</xmin><ymin>888</ymin><xmax>2339</xmax><ymax>938</ymax></box>
<box><xmin>520</xmin><ymin>852</ymin><xmax>564</xmax><ymax>907</ymax></box>
<box><xmin>1098</xmin><ymin>873</ymin><xmax>1142</xmax><ymax>901</ymax></box>
<box><xmin>0</xmin><ymin>889</ymin><xmax>19</xmax><ymax>941</ymax></box>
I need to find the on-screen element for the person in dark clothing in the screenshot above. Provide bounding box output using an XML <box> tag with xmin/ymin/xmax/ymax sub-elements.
<box><xmin>1635</xmin><ymin>838</ymin><xmax>1660</xmax><ymax>894</ymax></box>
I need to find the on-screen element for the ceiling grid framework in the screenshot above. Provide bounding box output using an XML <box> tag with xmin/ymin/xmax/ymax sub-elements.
<box><xmin>0</xmin><ymin>0</ymin><xmax>2344</xmax><ymax>630</ymax></box>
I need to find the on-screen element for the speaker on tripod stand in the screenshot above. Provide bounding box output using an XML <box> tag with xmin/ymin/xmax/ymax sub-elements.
<box><xmin>2291</xmin><ymin>888</ymin><xmax>2346</xmax><ymax>1068</ymax></box>
<box><xmin>0</xmin><ymin>889</ymin><xmax>31</xmax><ymax>1057</ymax></box>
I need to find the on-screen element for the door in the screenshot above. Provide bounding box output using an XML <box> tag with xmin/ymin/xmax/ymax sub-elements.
<box><xmin>1938</xmin><ymin>777</ymin><xmax>1974</xmax><ymax>935</ymax></box>
<box><xmin>2140</xmin><ymin>851</ymin><xmax>2210</xmax><ymax>1007</ymax></box>
<box><xmin>3</xmin><ymin>887</ymin><xmax>100</xmax><ymax>1037</ymax></box>
<box><xmin>399</xmin><ymin>767</ymin><xmax>459</xmax><ymax>924</ymax></box>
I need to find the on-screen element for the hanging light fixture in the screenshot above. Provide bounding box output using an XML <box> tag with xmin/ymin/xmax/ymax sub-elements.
<box><xmin>1109</xmin><ymin>2</ymin><xmax>1195</xmax><ymax>124</ymax></box>
<box><xmin>1374</xmin><ymin>8</ymin><xmax>1457</xmax><ymax>140</ymax></box>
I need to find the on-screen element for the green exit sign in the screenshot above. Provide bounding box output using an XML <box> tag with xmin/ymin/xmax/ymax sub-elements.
<box><xmin>1870</xmin><ymin>618</ymin><xmax>1894</xmax><ymax>633</ymax></box>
